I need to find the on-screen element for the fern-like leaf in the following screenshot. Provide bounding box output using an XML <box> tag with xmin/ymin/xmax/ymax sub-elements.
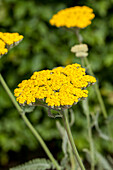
<box><xmin>10</xmin><ymin>158</ymin><xmax>55</xmax><ymax>170</ymax></box>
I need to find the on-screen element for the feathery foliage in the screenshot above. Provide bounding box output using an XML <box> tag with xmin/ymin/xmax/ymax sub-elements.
<box><xmin>10</xmin><ymin>158</ymin><xmax>55</xmax><ymax>170</ymax></box>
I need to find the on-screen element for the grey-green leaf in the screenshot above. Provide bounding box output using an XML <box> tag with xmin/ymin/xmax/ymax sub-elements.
<box><xmin>21</xmin><ymin>106</ymin><xmax>35</xmax><ymax>113</ymax></box>
<box><xmin>10</xmin><ymin>158</ymin><xmax>55</xmax><ymax>170</ymax></box>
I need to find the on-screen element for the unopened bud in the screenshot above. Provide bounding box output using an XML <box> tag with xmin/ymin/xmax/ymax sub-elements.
<box><xmin>71</xmin><ymin>44</ymin><xmax>88</xmax><ymax>53</ymax></box>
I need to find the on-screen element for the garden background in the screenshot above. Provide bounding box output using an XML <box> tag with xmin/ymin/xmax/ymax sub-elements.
<box><xmin>0</xmin><ymin>0</ymin><xmax>113</xmax><ymax>169</ymax></box>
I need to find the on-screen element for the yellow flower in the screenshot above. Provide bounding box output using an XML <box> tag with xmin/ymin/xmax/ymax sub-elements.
<box><xmin>0</xmin><ymin>32</ymin><xmax>23</xmax><ymax>46</ymax></box>
<box><xmin>0</xmin><ymin>32</ymin><xmax>23</xmax><ymax>57</ymax></box>
<box><xmin>49</xmin><ymin>6</ymin><xmax>95</xmax><ymax>28</ymax></box>
<box><xmin>14</xmin><ymin>63</ymin><xmax>96</xmax><ymax>108</ymax></box>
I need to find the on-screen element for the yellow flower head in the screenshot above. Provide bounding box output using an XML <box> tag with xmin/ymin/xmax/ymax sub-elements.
<box><xmin>14</xmin><ymin>63</ymin><xmax>96</xmax><ymax>108</ymax></box>
<box><xmin>0</xmin><ymin>32</ymin><xmax>23</xmax><ymax>57</ymax></box>
<box><xmin>49</xmin><ymin>6</ymin><xmax>95</xmax><ymax>28</ymax></box>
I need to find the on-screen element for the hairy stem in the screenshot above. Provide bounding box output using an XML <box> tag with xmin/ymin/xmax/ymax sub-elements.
<box><xmin>0</xmin><ymin>73</ymin><xmax>61</xmax><ymax>170</ymax></box>
<box><xmin>21</xmin><ymin>113</ymin><xmax>61</xmax><ymax>170</ymax></box>
<box><xmin>62</xmin><ymin>110</ymin><xmax>86</xmax><ymax>170</ymax></box>
<box><xmin>70</xmin><ymin>151</ymin><xmax>76</xmax><ymax>170</ymax></box>
<box><xmin>0</xmin><ymin>74</ymin><xmax>22</xmax><ymax>113</ymax></box>
<box><xmin>82</xmin><ymin>99</ymin><xmax>95</xmax><ymax>170</ymax></box>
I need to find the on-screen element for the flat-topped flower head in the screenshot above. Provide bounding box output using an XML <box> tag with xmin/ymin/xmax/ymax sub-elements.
<box><xmin>49</xmin><ymin>6</ymin><xmax>95</xmax><ymax>28</ymax></box>
<box><xmin>0</xmin><ymin>32</ymin><xmax>23</xmax><ymax>58</ymax></box>
<box><xmin>14</xmin><ymin>63</ymin><xmax>96</xmax><ymax>109</ymax></box>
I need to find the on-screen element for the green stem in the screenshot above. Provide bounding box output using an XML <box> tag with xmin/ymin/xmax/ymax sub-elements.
<box><xmin>66</xmin><ymin>112</ymin><xmax>76</xmax><ymax>170</ymax></box>
<box><xmin>69</xmin><ymin>149</ymin><xmax>76</xmax><ymax>170</ymax></box>
<box><xmin>0</xmin><ymin>74</ymin><xmax>22</xmax><ymax>114</ymax></box>
<box><xmin>75</xmin><ymin>28</ymin><xmax>83</xmax><ymax>44</ymax></box>
<box><xmin>84</xmin><ymin>57</ymin><xmax>107</xmax><ymax>118</ymax></box>
<box><xmin>0</xmin><ymin>73</ymin><xmax>61</xmax><ymax>170</ymax></box>
<box><xmin>82</xmin><ymin>99</ymin><xmax>95</xmax><ymax>170</ymax></box>
<box><xmin>68</xmin><ymin>143</ymin><xmax>76</xmax><ymax>170</ymax></box>
<box><xmin>21</xmin><ymin>113</ymin><xmax>61</xmax><ymax>170</ymax></box>
<box><xmin>62</xmin><ymin>110</ymin><xmax>86</xmax><ymax>170</ymax></box>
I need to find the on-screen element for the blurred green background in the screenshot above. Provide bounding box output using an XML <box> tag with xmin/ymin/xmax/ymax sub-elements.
<box><xmin>0</xmin><ymin>0</ymin><xmax>113</xmax><ymax>169</ymax></box>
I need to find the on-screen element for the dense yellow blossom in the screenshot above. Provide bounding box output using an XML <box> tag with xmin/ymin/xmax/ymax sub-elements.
<box><xmin>0</xmin><ymin>32</ymin><xmax>23</xmax><ymax>45</ymax></box>
<box><xmin>14</xmin><ymin>63</ymin><xmax>96</xmax><ymax>107</ymax></box>
<box><xmin>49</xmin><ymin>6</ymin><xmax>95</xmax><ymax>28</ymax></box>
<box><xmin>0</xmin><ymin>32</ymin><xmax>23</xmax><ymax>57</ymax></box>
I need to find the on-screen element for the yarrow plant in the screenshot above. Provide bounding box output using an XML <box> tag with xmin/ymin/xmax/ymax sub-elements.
<box><xmin>13</xmin><ymin>66</ymin><xmax>96</xmax><ymax>170</ymax></box>
<box><xmin>0</xmin><ymin>30</ymin><xmax>96</xmax><ymax>170</ymax></box>
<box><xmin>12</xmin><ymin>19</ymin><xmax>96</xmax><ymax>169</ymax></box>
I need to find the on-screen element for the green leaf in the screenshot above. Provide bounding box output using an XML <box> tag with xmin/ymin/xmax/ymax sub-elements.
<box><xmin>56</xmin><ymin>121</ymin><xmax>68</xmax><ymax>156</ymax></box>
<box><xmin>10</xmin><ymin>158</ymin><xmax>55</xmax><ymax>170</ymax></box>
<box><xmin>22</xmin><ymin>105</ymin><xmax>35</xmax><ymax>113</ymax></box>
<box><xmin>60</xmin><ymin>156</ymin><xmax>71</xmax><ymax>170</ymax></box>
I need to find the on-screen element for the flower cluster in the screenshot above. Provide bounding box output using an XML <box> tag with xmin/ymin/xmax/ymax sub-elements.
<box><xmin>14</xmin><ymin>63</ymin><xmax>96</xmax><ymax>108</ymax></box>
<box><xmin>0</xmin><ymin>32</ymin><xmax>23</xmax><ymax>57</ymax></box>
<box><xmin>49</xmin><ymin>6</ymin><xmax>95</xmax><ymax>28</ymax></box>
